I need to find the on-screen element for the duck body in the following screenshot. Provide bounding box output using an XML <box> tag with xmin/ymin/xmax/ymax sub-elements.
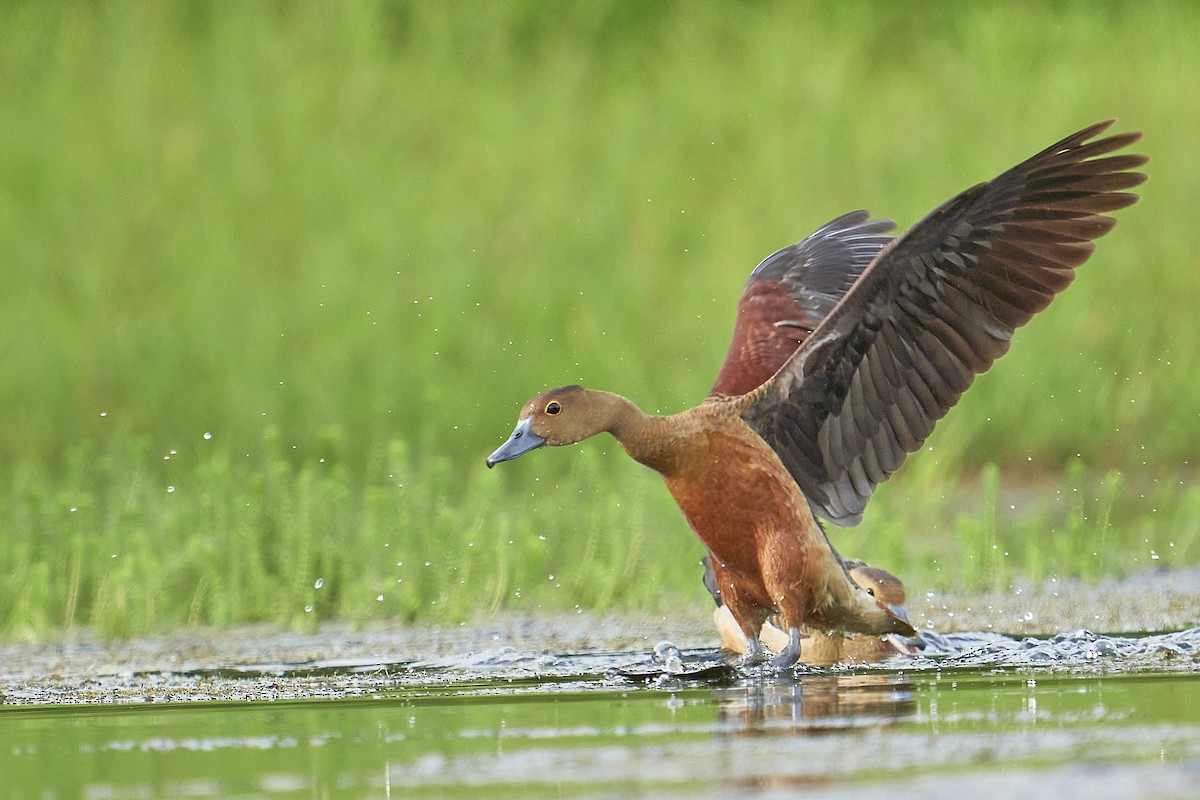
<box><xmin>661</xmin><ymin>409</ymin><xmax>896</xmax><ymax>640</ymax></box>
<box><xmin>488</xmin><ymin>386</ymin><xmax>915</xmax><ymax>664</ymax></box>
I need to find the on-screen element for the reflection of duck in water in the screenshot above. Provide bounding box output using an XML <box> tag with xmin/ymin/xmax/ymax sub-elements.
<box><xmin>704</xmin><ymin>556</ymin><xmax>920</xmax><ymax>665</ymax></box>
<box><xmin>488</xmin><ymin>122</ymin><xmax>1146</xmax><ymax>667</ymax></box>
<box><xmin>714</xmin><ymin>673</ymin><xmax>917</xmax><ymax>733</ymax></box>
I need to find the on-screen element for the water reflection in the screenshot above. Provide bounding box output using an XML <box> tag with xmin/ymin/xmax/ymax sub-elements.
<box><xmin>714</xmin><ymin>673</ymin><xmax>916</xmax><ymax>735</ymax></box>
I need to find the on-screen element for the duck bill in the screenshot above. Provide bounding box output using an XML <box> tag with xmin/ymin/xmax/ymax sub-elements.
<box><xmin>886</xmin><ymin>602</ymin><xmax>917</xmax><ymax>637</ymax></box>
<box><xmin>486</xmin><ymin>418</ymin><xmax>547</xmax><ymax>467</ymax></box>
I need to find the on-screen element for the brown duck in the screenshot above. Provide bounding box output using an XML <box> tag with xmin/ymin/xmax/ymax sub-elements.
<box><xmin>704</xmin><ymin>555</ymin><xmax>920</xmax><ymax>665</ymax></box>
<box><xmin>487</xmin><ymin>121</ymin><xmax>1146</xmax><ymax>667</ymax></box>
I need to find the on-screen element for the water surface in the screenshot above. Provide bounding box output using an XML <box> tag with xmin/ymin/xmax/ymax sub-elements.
<box><xmin>3</xmin><ymin>628</ymin><xmax>1198</xmax><ymax>799</ymax></box>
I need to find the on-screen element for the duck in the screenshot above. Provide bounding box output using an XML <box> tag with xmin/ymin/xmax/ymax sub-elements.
<box><xmin>703</xmin><ymin>555</ymin><xmax>921</xmax><ymax>664</ymax></box>
<box><xmin>487</xmin><ymin>121</ymin><xmax>1146</xmax><ymax>668</ymax></box>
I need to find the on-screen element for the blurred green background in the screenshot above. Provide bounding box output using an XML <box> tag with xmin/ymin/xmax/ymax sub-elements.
<box><xmin>1</xmin><ymin>1</ymin><xmax>1197</xmax><ymax>638</ymax></box>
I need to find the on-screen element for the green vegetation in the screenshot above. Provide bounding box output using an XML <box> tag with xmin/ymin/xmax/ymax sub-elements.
<box><xmin>1</xmin><ymin>2</ymin><xmax>1197</xmax><ymax>639</ymax></box>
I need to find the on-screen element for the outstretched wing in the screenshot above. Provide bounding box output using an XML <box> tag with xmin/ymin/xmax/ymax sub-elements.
<box><xmin>742</xmin><ymin>120</ymin><xmax>1147</xmax><ymax>526</ymax></box>
<box><xmin>710</xmin><ymin>212</ymin><xmax>895</xmax><ymax>397</ymax></box>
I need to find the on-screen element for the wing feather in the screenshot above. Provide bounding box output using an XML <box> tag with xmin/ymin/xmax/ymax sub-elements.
<box><xmin>741</xmin><ymin>121</ymin><xmax>1147</xmax><ymax>525</ymax></box>
<box><xmin>710</xmin><ymin>212</ymin><xmax>895</xmax><ymax>396</ymax></box>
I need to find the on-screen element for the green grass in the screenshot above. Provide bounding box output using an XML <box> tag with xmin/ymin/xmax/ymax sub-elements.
<box><xmin>1</xmin><ymin>1</ymin><xmax>1198</xmax><ymax>639</ymax></box>
<box><xmin>3</xmin><ymin>429</ymin><xmax>1196</xmax><ymax>640</ymax></box>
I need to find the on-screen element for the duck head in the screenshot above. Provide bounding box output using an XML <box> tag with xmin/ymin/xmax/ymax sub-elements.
<box><xmin>847</xmin><ymin>562</ymin><xmax>922</xmax><ymax>644</ymax></box>
<box><xmin>487</xmin><ymin>385</ymin><xmax>614</xmax><ymax>467</ymax></box>
<box><xmin>848</xmin><ymin>563</ymin><xmax>907</xmax><ymax>608</ymax></box>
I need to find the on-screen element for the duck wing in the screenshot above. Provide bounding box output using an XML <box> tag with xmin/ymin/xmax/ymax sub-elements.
<box><xmin>709</xmin><ymin>211</ymin><xmax>895</xmax><ymax>397</ymax></box>
<box><xmin>741</xmin><ymin>120</ymin><xmax>1147</xmax><ymax>526</ymax></box>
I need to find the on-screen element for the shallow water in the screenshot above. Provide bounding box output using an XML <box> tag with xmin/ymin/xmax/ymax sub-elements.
<box><xmin>3</xmin><ymin>628</ymin><xmax>1199</xmax><ymax>799</ymax></box>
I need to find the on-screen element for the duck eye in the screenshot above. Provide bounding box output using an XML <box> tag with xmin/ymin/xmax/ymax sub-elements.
<box><xmin>545</xmin><ymin>401</ymin><xmax>562</xmax><ymax>415</ymax></box>
<box><xmin>865</xmin><ymin>587</ymin><xmax>876</xmax><ymax>597</ymax></box>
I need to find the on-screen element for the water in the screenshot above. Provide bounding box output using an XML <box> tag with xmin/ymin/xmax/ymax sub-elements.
<box><xmin>3</xmin><ymin>629</ymin><xmax>1199</xmax><ymax>799</ymax></box>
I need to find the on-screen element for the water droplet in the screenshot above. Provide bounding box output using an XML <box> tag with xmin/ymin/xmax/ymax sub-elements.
<box><xmin>314</xmin><ymin>578</ymin><xmax>324</xmax><ymax>589</ymax></box>
<box><xmin>167</xmin><ymin>485</ymin><xmax>176</xmax><ymax>493</ymax></box>
<box><xmin>376</xmin><ymin>595</ymin><xmax>385</xmax><ymax>602</ymax></box>
<box><xmin>203</xmin><ymin>432</ymin><xmax>213</xmax><ymax>440</ymax></box>
<box><xmin>304</xmin><ymin>605</ymin><xmax>314</xmax><ymax>613</ymax></box>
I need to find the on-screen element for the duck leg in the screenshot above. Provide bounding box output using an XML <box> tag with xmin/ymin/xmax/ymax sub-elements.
<box><xmin>731</xmin><ymin>608</ymin><xmax>773</xmax><ymax>667</ymax></box>
<box><xmin>740</xmin><ymin>635</ymin><xmax>769</xmax><ymax>667</ymax></box>
<box><xmin>769</xmin><ymin>627</ymin><xmax>803</xmax><ymax>668</ymax></box>
<box><xmin>708</xmin><ymin>559</ymin><xmax>773</xmax><ymax>665</ymax></box>
<box><xmin>759</xmin><ymin>539</ymin><xmax>813</xmax><ymax>668</ymax></box>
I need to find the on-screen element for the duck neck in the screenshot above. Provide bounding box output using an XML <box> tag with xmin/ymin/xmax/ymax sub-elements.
<box><xmin>594</xmin><ymin>392</ymin><xmax>683</xmax><ymax>476</ymax></box>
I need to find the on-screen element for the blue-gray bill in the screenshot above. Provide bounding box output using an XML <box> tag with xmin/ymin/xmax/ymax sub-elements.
<box><xmin>486</xmin><ymin>417</ymin><xmax>547</xmax><ymax>467</ymax></box>
<box><xmin>887</xmin><ymin>602</ymin><xmax>922</xmax><ymax>642</ymax></box>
